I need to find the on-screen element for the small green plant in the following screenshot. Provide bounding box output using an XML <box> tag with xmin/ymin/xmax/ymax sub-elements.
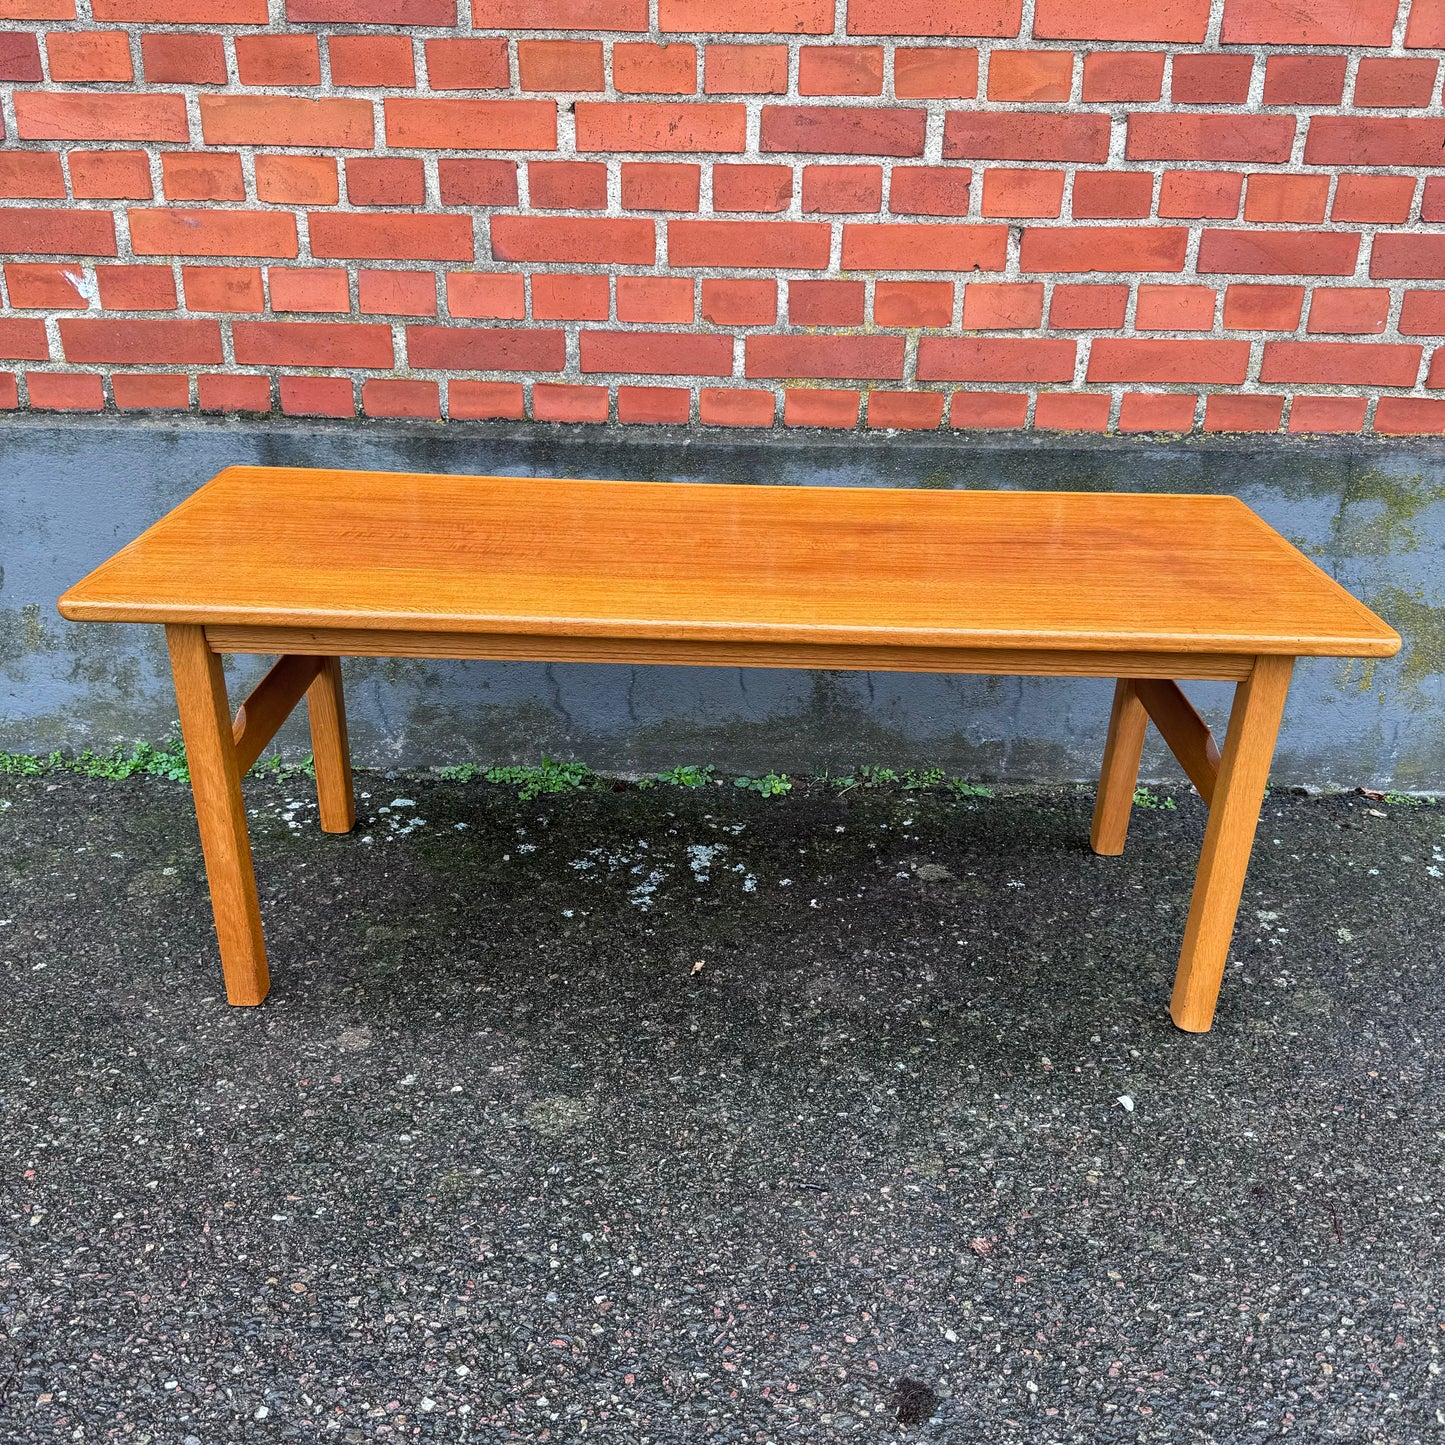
<box><xmin>0</xmin><ymin>740</ymin><xmax>192</xmax><ymax>782</ymax></box>
<box><xmin>1133</xmin><ymin>786</ymin><xmax>1178</xmax><ymax>811</ymax></box>
<box><xmin>902</xmin><ymin>767</ymin><xmax>946</xmax><ymax>790</ymax></box>
<box><xmin>734</xmin><ymin>772</ymin><xmax>792</xmax><ymax>797</ymax></box>
<box><xmin>945</xmin><ymin>779</ymin><xmax>995</xmax><ymax>798</ymax></box>
<box><xmin>0</xmin><ymin>751</ymin><xmax>49</xmax><ymax>776</ymax></box>
<box><xmin>654</xmin><ymin>763</ymin><xmax>716</xmax><ymax>789</ymax></box>
<box><xmin>1380</xmin><ymin>790</ymin><xmax>1434</xmax><ymax>808</ymax></box>
<box><xmin>859</xmin><ymin>764</ymin><xmax>899</xmax><ymax>788</ymax></box>
<box><xmin>483</xmin><ymin>757</ymin><xmax>596</xmax><ymax>801</ymax></box>
<box><xmin>437</xmin><ymin>762</ymin><xmax>481</xmax><ymax>782</ymax></box>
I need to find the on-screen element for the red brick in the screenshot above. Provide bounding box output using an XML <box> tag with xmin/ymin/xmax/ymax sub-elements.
<box><xmin>1221</xmin><ymin>0</ymin><xmax>1397</xmax><ymax>47</ymax></box>
<box><xmin>762</xmin><ymin>107</ymin><xmax>926</xmax><ymax>157</ymax></box>
<box><xmin>518</xmin><ymin>40</ymin><xmax>605</xmax><ymax>92</ymax></box>
<box><xmin>846</xmin><ymin>0</ymin><xmax>1021</xmax><ymax>36</ymax></box>
<box><xmin>162</xmin><ymin>151</ymin><xmax>245</xmax><ymax>202</ymax></box>
<box><xmin>2</xmin><ymin>0</ymin><xmax>76</xmax><ymax>12</ymax></box>
<box><xmin>1372</xmin><ymin>236</ymin><xmax>1445</xmax><ymax>281</ymax></box>
<box><xmin>800</xmin><ymin>46</ymin><xmax>884</xmax><ymax>96</ymax></box>
<box><xmin>1117</xmin><ymin>393</ymin><xmax>1197</xmax><ymax>433</ymax></box>
<box><xmin>269</xmin><ymin>267</ymin><xmax>350</xmax><ymax>314</ymax></box>
<box><xmin>1081</xmin><ymin>51</ymin><xmax>1163</xmax><ymax>102</ymax></box>
<box><xmin>664</xmin><ymin>0</ymin><xmax>831</xmax><ymax>32</ymax></box>
<box><xmin>1223</xmin><ymin>285</ymin><xmax>1304</xmax><ymax>331</ymax></box>
<box><xmin>1050</xmin><ymin>284</ymin><xmax>1128</xmax><ymax>329</ymax></box>
<box><xmin>332</xmin><ymin>34</ymin><xmax>418</xmax><ymax>88</ymax></box>
<box><xmin>1375</xmin><ymin>397</ymin><xmax>1445</xmax><ymax>435</ymax></box>
<box><xmin>618</xmin><ymin>385</ymin><xmax>691</xmax><ymax>423</ymax></box>
<box><xmin>1333</xmin><ymin>175</ymin><xmax>1415</xmax><ymax>225</ymax></box>
<box><xmin>944</xmin><ymin>112</ymin><xmax>1108</xmax><ymax>162</ymax></box>
<box><xmin>698</xmin><ymin>388</ymin><xmax>775</xmax><ymax>426</ymax></box>
<box><xmin>705</xmin><ymin>45</ymin><xmax>788</xmax><ymax>95</ymax></box>
<box><xmin>701</xmin><ymin>277</ymin><xmax>775</xmax><ymax>325</ymax></box>
<box><xmin>27</xmin><ymin>373</ymin><xmax>104</xmax><ymax>412</ymax></box>
<box><xmin>256</xmin><ymin>155</ymin><xmax>340</xmax><ymax>206</ymax></box>
<box><xmin>1306</xmin><ymin>288</ymin><xmax>1390</xmax><ymax>337</ymax></box>
<box><xmin>1354</xmin><ymin>57</ymin><xmax>1439</xmax><ymax>109</ymax></box>
<box><xmin>1087</xmin><ymin>339</ymin><xmax>1250</xmax><ymax>384</ymax></box>
<box><xmin>1127</xmin><ymin>114</ymin><xmax>1294</xmax><ymax>164</ymax></box>
<box><xmin>96</xmin><ymin>264</ymin><xmax>177</xmax><ymax>311</ymax></box>
<box><xmin>286</xmin><ymin>0</ymin><xmax>454</xmax><ymax>18</ymax></box>
<box><xmin>981</xmin><ymin>168</ymin><xmax>1065</xmax><ymax>218</ymax></box>
<box><xmin>988</xmin><ymin>49</ymin><xmax>1072</xmax><ymax>102</ymax></box>
<box><xmin>714</xmin><ymin>164</ymin><xmax>793</xmax><ymax>213</ymax></box>
<box><xmin>528</xmin><ymin>160</ymin><xmax>608</xmax><ymax>210</ymax></box>
<box><xmin>1406</xmin><ymin>0</ymin><xmax>1445</xmax><ymax>46</ymax></box>
<box><xmin>615</xmin><ymin>42</ymin><xmax>697</xmax><ymax>95</ymax></box>
<box><xmin>182</xmin><ymin>266</ymin><xmax>264</xmax><ymax>313</ymax></box>
<box><xmin>280</xmin><ymin>375</ymin><xmax>354</xmax><ymax>419</ymax></box>
<box><xmin>1034</xmin><ymin>392</ymin><xmax>1109</xmax><ymax>431</ymax></box>
<box><xmin>746</xmin><ymin>335</ymin><xmax>905</xmax><ymax>380</ymax></box>
<box><xmin>531</xmin><ymin>274</ymin><xmax>609</xmax><ymax>320</ymax></box>
<box><xmin>112</xmin><ymin>373</ymin><xmax>189</xmax><ymax>410</ymax></box>
<box><xmin>785</xmin><ymin>389</ymin><xmax>860</xmax><ymax>428</ymax></box>
<box><xmin>201</xmin><ymin>95</ymin><xmax>373</xmax><ymax>148</ymax></box>
<box><xmin>841</xmin><ymin>223</ymin><xmax>1007</xmax><ymax>272</ymax></box>
<box><xmin>874</xmin><ymin>281</ymin><xmax>953</xmax><ymax>328</ymax></box>
<box><xmin>423</xmin><ymin>37</ymin><xmax>506</xmax><ymax>89</ymax></box>
<box><xmin>1305</xmin><ymin>118</ymin><xmax>1445</xmax><ymax>168</ymax></box>
<box><xmin>360</xmin><ymin>270</ymin><xmax>437</xmax><ymax>316</ymax></box>
<box><xmin>534</xmin><ymin>384</ymin><xmax>609</xmax><ymax>424</ymax></box>
<box><xmin>130</xmin><ymin>210</ymin><xmax>297</xmax><ymax>259</ymax></box>
<box><xmin>1263</xmin><ymin>342</ymin><xmax>1421</xmax><ymax>388</ymax></box>
<box><xmin>617</xmin><ymin>275</ymin><xmax>694</xmax><ymax>323</ymax></box>
<box><xmin>140</xmin><ymin>32</ymin><xmax>225</xmax><ymax>84</ymax></box>
<box><xmin>620</xmin><ymin>161</ymin><xmax>700</xmax><ymax>211</ymax></box>
<box><xmin>1399</xmin><ymin>291</ymin><xmax>1445</xmax><ymax>336</ymax></box>
<box><xmin>3</xmin><ymin>208</ymin><xmax>117</xmax><ymax>256</ymax></box>
<box><xmin>951</xmin><ymin>392</ymin><xmax>1030</xmax><ymax>429</ymax></box>
<box><xmin>199</xmin><ymin>375</ymin><xmax>272</xmax><ymax>413</ymax></box>
<box><xmin>1032</xmin><ymin>0</ymin><xmax>1208</xmax><ymax>41</ymax></box>
<box><xmin>363</xmin><ymin>379</ymin><xmax>440</xmax><ymax>420</ymax></box>
<box><xmin>16</xmin><ymin>92</ymin><xmax>187</xmax><ymax>142</ymax></box>
<box><xmin>234</xmin><ymin>321</ymin><xmax>394</xmax><ymax>369</ymax></box>
<box><xmin>790</xmin><ymin>279</ymin><xmax>865</xmax><ymax>326</ymax></box>
<box><xmin>0</xmin><ymin>153</ymin><xmax>66</xmax><ymax>199</ymax></box>
<box><xmin>445</xmin><ymin>272</ymin><xmax>525</xmax><ymax>319</ymax></box>
<box><xmin>1262</xmin><ymin>54</ymin><xmax>1347</xmax><ymax>107</ymax></box>
<box><xmin>0</xmin><ymin>319</ymin><xmax>50</xmax><ymax>361</ymax></box>
<box><xmin>311</xmin><ymin>213</ymin><xmax>473</xmax><ymax>261</ymax></box>
<box><xmin>1244</xmin><ymin>174</ymin><xmax>1330</xmax><ymax>225</ymax></box>
<box><xmin>671</xmin><ymin>220</ymin><xmax>829</xmax><ymax>270</ymax></box>
<box><xmin>4</xmin><ymin>263</ymin><xmax>90</xmax><ymax>309</ymax></box>
<box><xmin>1198</xmin><ymin>231</ymin><xmax>1360</xmax><ymax>278</ymax></box>
<box><xmin>1070</xmin><ymin>171</ymin><xmax>1153</xmax><ymax>220</ymax></box>
<box><xmin>385</xmin><ymin>98</ymin><xmax>555</xmax><ymax>149</ymax></box>
<box><xmin>894</xmin><ymin>47</ymin><xmax>978</xmax><ymax>98</ymax></box>
<box><xmin>1135</xmin><ymin>284</ymin><xmax>1215</xmax><ymax>332</ymax></box>
<box><xmin>1204</xmin><ymin>394</ymin><xmax>1285</xmax><ymax>433</ymax></box>
<box><xmin>1021</xmin><ymin>227</ymin><xmax>1188</xmax><ymax>274</ymax></box>
<box><xmin>408</xmin><ymin>324</ymin><xmax>565</xmax><ymax>371</ymax></box>
<box><xmin>447</xmin><ymin>380</ymin><xmax>524</xmax><ymax>419</ymax></box>
<box><xmin>577</xmin><ymin>102</ymin><xmax>745</xmax><ymax>153</ymax></box>
<box><xmin>0</xmin><ymin>33</ymin><xmax>43</xmax><ymax>82</ymax></box>
<box><xmin>581</xmin><ymin>331</ymin><xmax>733</xmax><ymax>376</ymax></box>
<box><xmin>494</xmin><ymin>216</ymin><xmax>653</xmax><ymax>265</ymax></box>
<box><xmin>916</xmin><ymin>338</ymin><xmax>1076</xmax><ymax>382</ymax></box>
<box><xmin>1171</xmin><ymin>54</ymin><xmax>1251</xmax><ymax>104</ymax></box>
<box><xmin>962</xmin><ymin>282</ymin><xmax>1044</xmax><ymax>329</ymax></box>
<box><xmin>1288</xmin><ymin>396</ymin><xmax>1367</xmax><ymax>434</ymax></box>
<box><xmin>69</xmin><ymin>150</ymin><xmax>153</xmax><ymax>200</ymax></box>
<box><xmin>868</xmin><ymin>391</ymin><xmax>944</xmax><ymax>430</ymax></box>
<box><xmin>438</xmin><ymin>158</ymin><xmax>518</xmax><ymax>207</ymax></box>
<box><xmin>47</xmin><ymin>31</ymin><xmax>134</xmax><ymax>82</ymax></box>
<box><xmin>801</xmin><ymin>165</ymin><xmax>882</xmax><ymax>214</ymax></box>
<box><xmin>60</xmin><ymin>316</ymin><xmax>222</xmax><ymax>365</ymax></box>
<box><xmin>889</xmin><ymin>166</ymin><xmax>971</xmax><ymax>217</ymax></box>
<box><xmin>235</xmin><ymin>34</ymin><xmax>321</xmax><ymax>86</ymax></box>
<box><xmin>347</xmin><ymin>156</ymin><xmax>427</xmax><ymax>206</ymax></box>
<box><xmin>1158</xmin><ymin>170</ymin><xmax>1242</xmax><ymax>219</ymax></box>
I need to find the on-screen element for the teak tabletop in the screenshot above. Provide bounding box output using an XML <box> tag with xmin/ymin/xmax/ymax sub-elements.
<box><xmin>60</xmin><ymin>469</ymin><xmax>1400</xmax><ymax>1034</ymax></box>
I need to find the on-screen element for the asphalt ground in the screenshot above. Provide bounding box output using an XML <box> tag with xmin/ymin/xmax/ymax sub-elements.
<box><xmin>0</xmin><ymin>772</ymin><xmax>1441</xmax><ymax>1444</ymax></box>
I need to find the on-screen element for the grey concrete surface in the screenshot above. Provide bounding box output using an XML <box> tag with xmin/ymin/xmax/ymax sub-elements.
<box><xmin>3</xmin><ymin>417</ymin><xmax>1443</xmax><ymax>786</ymax></box>
<box><xmin>0</xmin><ymin>770</ymin><xmax>1441</xmax><ymax>1442</ymax></box>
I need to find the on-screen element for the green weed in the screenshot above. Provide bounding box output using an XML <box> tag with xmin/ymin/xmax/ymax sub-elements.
<box><xmin>734</xmin><ymin>772</ymin><xmax>792</xmax><ymax>797</ymax></box>
<box><xmin>1133</xmin><ymin>787</ymin><xmax>1178</xmax><ymax>811</ymax></box>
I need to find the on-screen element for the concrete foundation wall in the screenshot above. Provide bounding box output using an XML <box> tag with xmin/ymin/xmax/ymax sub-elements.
<box><xmin>3</xmin><ymin>418</ymin><xmax>1443</xmax><ymax>787</ymax></box>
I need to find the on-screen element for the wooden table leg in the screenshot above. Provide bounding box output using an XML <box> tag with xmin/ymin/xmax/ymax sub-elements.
<box><xmin>1091</xmin><ymin>678</ymin><xmax>1148</xmax><ymax>856</ymax></box>
<box><xmin>166</xmin><ymin>623</ymin><xmax>270</xmax><ymax>1006</ymax></box>
<box><xmin>306</xmin><ymin>656</ymin><xmax>356</xmax><ymax>834</ymax></box>
<box><xmin>1170</xmin><ymin>654</ymin><xmax>1293</xmax><ymax>1033</ymax></box>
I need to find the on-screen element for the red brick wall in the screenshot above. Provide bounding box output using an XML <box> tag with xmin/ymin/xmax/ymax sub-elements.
<box><xmin>2</xmin><ymin>1</ymin><xmax>1445</xmax><ymax>435</ymax></box>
